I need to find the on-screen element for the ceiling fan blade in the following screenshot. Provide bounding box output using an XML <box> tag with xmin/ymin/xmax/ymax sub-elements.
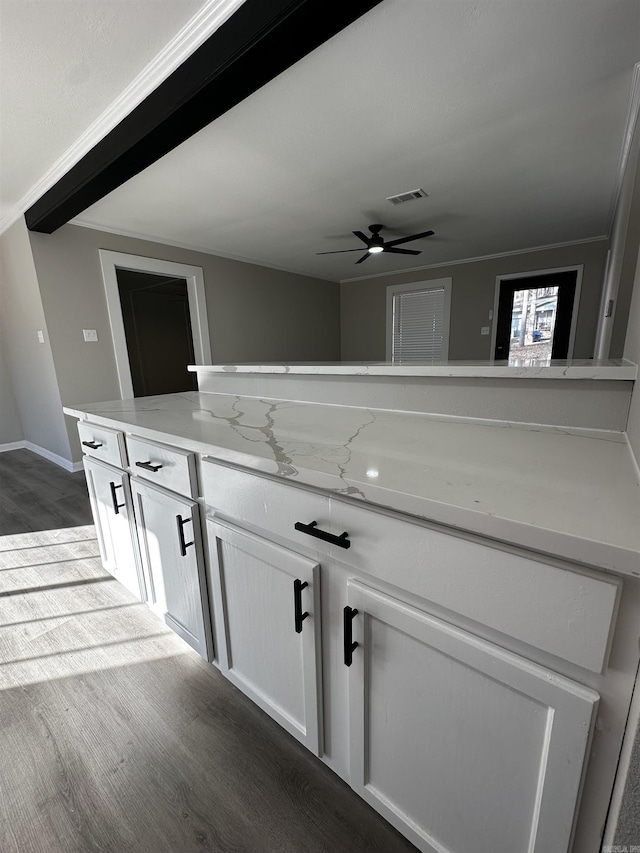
<box><xmin>353</xmin><ymin>230</ymin><xmax>371</xmax><ymax>245</ymax></box>
<box><xmin>384</xmin><ymin>247</ymin><xmax>421</xmax><ymax>256</ymax></box>
<box><xmin>385</xmin><ymin>230</ymin><xmax>435</xmax><ymax>247</ymax></box>
<box><xmin>316</xmin><ymin>248</ymin><xmax>367</xmax><ymax>255</ymax></box>
<box><xmin>355</xmin><ymin>252</ymin><xmax>371</xmax><ymax>264</ymax></box>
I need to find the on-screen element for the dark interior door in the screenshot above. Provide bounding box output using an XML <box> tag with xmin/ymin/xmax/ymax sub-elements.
<box><xmin>494</xmin><ymin>270</ymin><xmax>577</xmax><ymax>361</ymax></box>
<box><xmin>117</xmin><ymin>270</ymin><xmax>198</xmax><ymax>396</ymax></box>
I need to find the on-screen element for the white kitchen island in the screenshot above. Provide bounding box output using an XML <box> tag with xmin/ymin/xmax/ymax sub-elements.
<box><xmin>64</xmin><ymin>360</ymin><xmax>640</xmax><ymax>853</ymax></box>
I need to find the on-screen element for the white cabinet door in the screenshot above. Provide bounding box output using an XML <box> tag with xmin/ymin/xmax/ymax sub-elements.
<box><xmin>207</xmin><ymin>519</ymin><xmax>323</xmax><ymax>755</ymax></box>
<box><xmin>131</xmin><ymin>478</ymin><xmax>211</xmax><ymax>660</ymax></box>
<box><xmin>346</xmin><ymin>580</ymin><xmax>599</xmax><ymax>853</ymax></box>
<box><xmin>84</xmin><ymin>457</ymin><xmax>145</xmax><ymax>601</ymax></box>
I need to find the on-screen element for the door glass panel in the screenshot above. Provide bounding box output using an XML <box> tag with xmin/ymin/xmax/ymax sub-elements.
<box><xmin>508</xmin><ymin>285</ymin><xmax>559</xmax><ymax>362</ymax></box>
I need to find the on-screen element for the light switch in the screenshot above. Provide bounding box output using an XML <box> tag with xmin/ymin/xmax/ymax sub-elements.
<box><xmin>83</xmin><ymin>329</ymin><xmax>98</xmax><ymax>342</ymax></box>
<box><xmin>480</xmin><ymin>326</ymin><xmax>490</xmax><ymax>335</ymax></box>
<box><xmin>488</xmin><ymin>309</ymin><xmax>494</xmax><ymax>320</ymax></box>
<box><xmin>36</xmin><ymin>330</ymin><xmax>45</xmax><ymax>343</ymax></box>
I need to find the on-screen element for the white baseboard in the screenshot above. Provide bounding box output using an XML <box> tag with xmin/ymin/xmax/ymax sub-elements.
<box><xmin>0</xmin><ymin>440</ymin><xmax>27</xmax><ymax>453</ymax></box>
<box><xmin>23</xmin><ymin>442</ymin><xmax>84</xmax><ymax>473</ymax></box>
<box><xmin>0</xmin><ymin>439</ymin><xmax>83</xmax><ymax>472</ymax></box>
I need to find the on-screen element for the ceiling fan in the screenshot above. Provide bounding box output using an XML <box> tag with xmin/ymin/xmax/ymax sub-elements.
<box><xmin>317</xmin><ymin>223</ymin><xmax>435</xmax><ymax>264</ymax></box>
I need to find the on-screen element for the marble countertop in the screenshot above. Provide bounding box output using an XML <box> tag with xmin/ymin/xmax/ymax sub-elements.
<box><xmin>189</xmin><ymin>359</ymin><xmax>637</xmax><ymax>380</ymax></box>
<box><xmin>64</xmin><ymin>392</ymin><xmax>640</xmax><ymax>577</ymax></box>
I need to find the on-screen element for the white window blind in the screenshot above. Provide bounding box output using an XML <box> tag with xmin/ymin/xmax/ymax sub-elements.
<box><xmin>391</xmin><ymin>286</ymin><xmax>446</xmax><ymax>361</ymax></box>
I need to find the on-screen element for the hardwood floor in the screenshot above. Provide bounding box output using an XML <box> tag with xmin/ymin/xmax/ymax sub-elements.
<box><xmin>0</xmin><ymin>451</ymin><xmax>416</xmax><ymax>853</ymax></box>
<box><xmin>0</xmin><ymin>450</ymin><xmax>93</xmax><ymax>535</ymax></box>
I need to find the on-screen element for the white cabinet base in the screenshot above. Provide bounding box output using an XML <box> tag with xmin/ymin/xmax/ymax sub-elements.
<box><xmin>347</xmin><ymin>580</ymin><xmax>599</xmax><ymax>853</ymax></box>
<box><xmin>132</xmin><ymin>478</ymin><xmax>212</xmax><ymax>660</ymax></box>
<box><xmin>83</xmin><ymin>457</ymin><xmax>144</xmax><ymax>601</ymax></box>
<box><xmin>207</xmin><ymin>519</ymin><xmax>323</xmax><ymax>755</ymax></box>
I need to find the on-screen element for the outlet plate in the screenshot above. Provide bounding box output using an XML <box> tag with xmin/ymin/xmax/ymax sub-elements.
<box><xmin>83</xmin><ymin>329</ymin><xmax>98</xmax><ymax>342</ymax></box>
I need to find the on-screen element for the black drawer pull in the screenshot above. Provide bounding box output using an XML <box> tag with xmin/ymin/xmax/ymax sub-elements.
<box><xmin>343</xmin><ymin>606</ymin><xmax>359</xmax><ymax>666</ymax></box>
<box><xmin>109</xmin><ymin>481</ymin><xmax>126</xmax><ymax>515</ymax></box>
<box><xmin>136</xmin><ymin>460</ymin><xmax>163</xmax><ymax>472</ymax></box>
<box><xmin>293</xmin><ymin>579</ymin><xmax>309</xmax><ymax>634</ymax></box>
<box><xmin>294</xmin><ymin>520</ymin><xmax>350</xmax><ymax>549</ymax></box>
<box><xmin>176</xmin><ymin>515</ymin><xmax>194</xmax><ymax>557</ymax></box>
<box><xmin>82</xmin><ymin>440</ymin><xmax>103</xmax><ymax>449</ymax></box>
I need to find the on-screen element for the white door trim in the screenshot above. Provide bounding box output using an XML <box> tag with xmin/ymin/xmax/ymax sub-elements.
<box><xmin>99</xmin><ymin>250</ymin><xmax>211</xmax><ymax>399</ymax></box>
<box><xmin>490</xmin><ymin>265</ymin><xmax>583</xmax><ymax>361</ymax></box>
<box><xmin>386</xmin><ymin>277</ymin><xmax>452</xmax><ymax>361</ymax></box>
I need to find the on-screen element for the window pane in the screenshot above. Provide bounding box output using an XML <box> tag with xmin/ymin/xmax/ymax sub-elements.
<box><xmin>392</xmin><ymin>287</ymin><xmax>445</xmax><ymax>361</ymax></box>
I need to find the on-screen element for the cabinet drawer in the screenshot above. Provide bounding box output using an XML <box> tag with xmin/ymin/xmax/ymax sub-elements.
<box><xmin>200</xmin><ymin>458</ymin><xmax>333</xmax><ymax>556</ymax></box>
<box><xmin>126</xmin><ymin>435</ymin><xmax>197</xmax><ymax>498</ymax></box>
<box><xmin>201</xmin><ymin>460</ymin><xmax>621</xmax><ymax>673</ymax></box>
<box><xmin>331</xmin><ymin>498</ymin><xmax>621</xmax><ymax>674</ymax></box>
<box><xmin>78</xmin><ymin>420</ymin><xmax>126</xmax><ymax>468</ymax></box>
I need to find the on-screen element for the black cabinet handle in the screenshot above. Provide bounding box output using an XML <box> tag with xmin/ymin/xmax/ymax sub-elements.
<box><xmin>293</xmin><ymin>579</ymin><xmax>309</xmax><ymax>633</ymax></box>
<box><xmin>294</xmin><ymin>520</ymin><xmax>350</xmax><ymax>549</ymax></box>
<box><xmin>343</xmin><ymin>606</ymin><xmax>359</xmax><ymax>666</ymax></box>
<box><xmin>82</xmin><ymin>440</ymin><xmax>103</xmax><ymax>449</ymax></box>
<box><xmin>176</xmin><ymin>515</ymin><xmax>194</xmax><ymax>557</ymax></box>
<box><xmin>136</xmin><ymin>460</ymin><xmax>163</xmax><ymax>472</ymax></box>
<box><xmin>109</xmin><ymin>481</ymin><xmax>126</xmax><ymax>515</ymax></box>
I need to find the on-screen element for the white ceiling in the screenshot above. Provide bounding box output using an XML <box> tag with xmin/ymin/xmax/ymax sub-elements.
<box><xmin>2</xmin><ymin>0</ymin><xmax>639</xmax><ymax>282</ymax></box>
<box><xmin>0</xmin><ymin>0</ymin><xmax>206</xmax><ymax>225</ymax></box>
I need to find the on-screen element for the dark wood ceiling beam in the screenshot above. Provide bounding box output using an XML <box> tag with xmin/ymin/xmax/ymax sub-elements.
<box><xmin>25</xmin><ymin>0</ymin><xmax>382</xmax><ymax>234</ymax></box>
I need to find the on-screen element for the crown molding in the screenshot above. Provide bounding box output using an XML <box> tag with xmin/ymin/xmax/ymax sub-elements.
<box><xmin>67</xmin><ymin>219</ymin><xmax>338</xmax><ymax>284</ymax></box>
<box><xmin>339</xmin><ymin>236</ymin><xmax>609</xmax><ymax>284</ymax></box>
<box><xmin>0</xmin><ymin>0</ymin><xmax>246</xmax><ymax>237</ymax></box>
<box><xmin>68</xmin><ymin>219</ymin><xmax>606</xmax><ymax>287</ymax></box>
<box><xmin>607</xmin><ymin>61</ymin><xmax>640</xmax><ymax>235</ymax></box>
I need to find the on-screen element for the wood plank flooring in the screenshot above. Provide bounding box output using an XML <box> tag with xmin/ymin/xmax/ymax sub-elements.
<box><xmin>0</xmin><ymin>450</ymin><xmax>93</xmax><ymax>535</ymax></box>
<box><xmin>0</xmin><ymin>450</ymin><xmax>416</xmax><ymax>853</ymax></box>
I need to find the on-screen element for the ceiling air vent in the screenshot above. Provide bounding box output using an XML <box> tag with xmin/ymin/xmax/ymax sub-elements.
<box><xmin>386</xmin><ymin>188</ymin><xmax>428</xmax><ymax>205</ymax></box>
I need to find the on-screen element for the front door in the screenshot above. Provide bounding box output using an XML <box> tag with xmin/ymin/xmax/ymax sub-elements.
<box><xmin>494</xmin><ymin>270</ymin><xmax>578</xmax><ymax>361</ymax></box>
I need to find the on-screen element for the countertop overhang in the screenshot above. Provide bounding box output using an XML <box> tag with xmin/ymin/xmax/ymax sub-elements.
<box><xmin>64</xmin><ymin>391</ymin><xmax>640</xmax><ymax>578</ymax></box>
<box><xmin>188</xmin><ymin>359</ymin><xmax>637</xmax><ymax>380</ymax></box>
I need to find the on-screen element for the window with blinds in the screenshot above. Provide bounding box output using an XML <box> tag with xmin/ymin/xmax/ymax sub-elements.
<box><xmin>391</xmin><ymin>285</ymin><xmax>447</xmax><ymax>361</ymax></box>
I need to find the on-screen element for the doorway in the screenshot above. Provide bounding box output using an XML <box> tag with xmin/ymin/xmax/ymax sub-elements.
<box><xmin>493</xmin><ymin>268</ymin><xmax>581</xmax><ymax>362</ymax></box>
<box><xmin>99</xmin><ymin>251</ymin><xmax>211</xmax><ymax>399</ymax></box>
<box><xmin>116</xmin><ymin>270</ymin><xmax>198</xmax><ymax>396</ymax></box>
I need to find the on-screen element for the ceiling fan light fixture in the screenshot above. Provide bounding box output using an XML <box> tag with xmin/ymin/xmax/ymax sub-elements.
<box><xmin>315</xmin><ymin>223</ymin><xmax>434</xmax><ymax>263</ymax></box>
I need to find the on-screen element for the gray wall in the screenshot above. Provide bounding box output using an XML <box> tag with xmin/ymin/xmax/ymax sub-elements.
<box><xmin>611</xmin><ymin>134</ymin><xmax>640</xmax><ymax>358</ymax></box>
<box><xmin>610</xmin><ymin>113</ymin><xmax>640</xmax><ymax>843</ymax></box>
<box><xmin>28</xmin><ymin>224</ymin><xmax>341</xmax><ymax>461</ymax></box>
<box><xmin>0</xmin><ymin>337</ymin><xmax>23</xmax><ymax>444</ymax></box>
<box><xmin>624</xmin><ymin>244</ymin><xmax>640</xmax><ymax>464</ymax></box>
<box><xmin>610</xmin><ymin>240</ymin><xmax>640</xmax><ymax>848</ymax></box>
<box><xmin>0</xmin><ymin>220</ymin><xmax>72</xmax><ymax>460</ymax></box>
<box><xmin>340</xmin><ymin>240</ymin><xmax>609</xmax><ymax>361</ymax></box>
